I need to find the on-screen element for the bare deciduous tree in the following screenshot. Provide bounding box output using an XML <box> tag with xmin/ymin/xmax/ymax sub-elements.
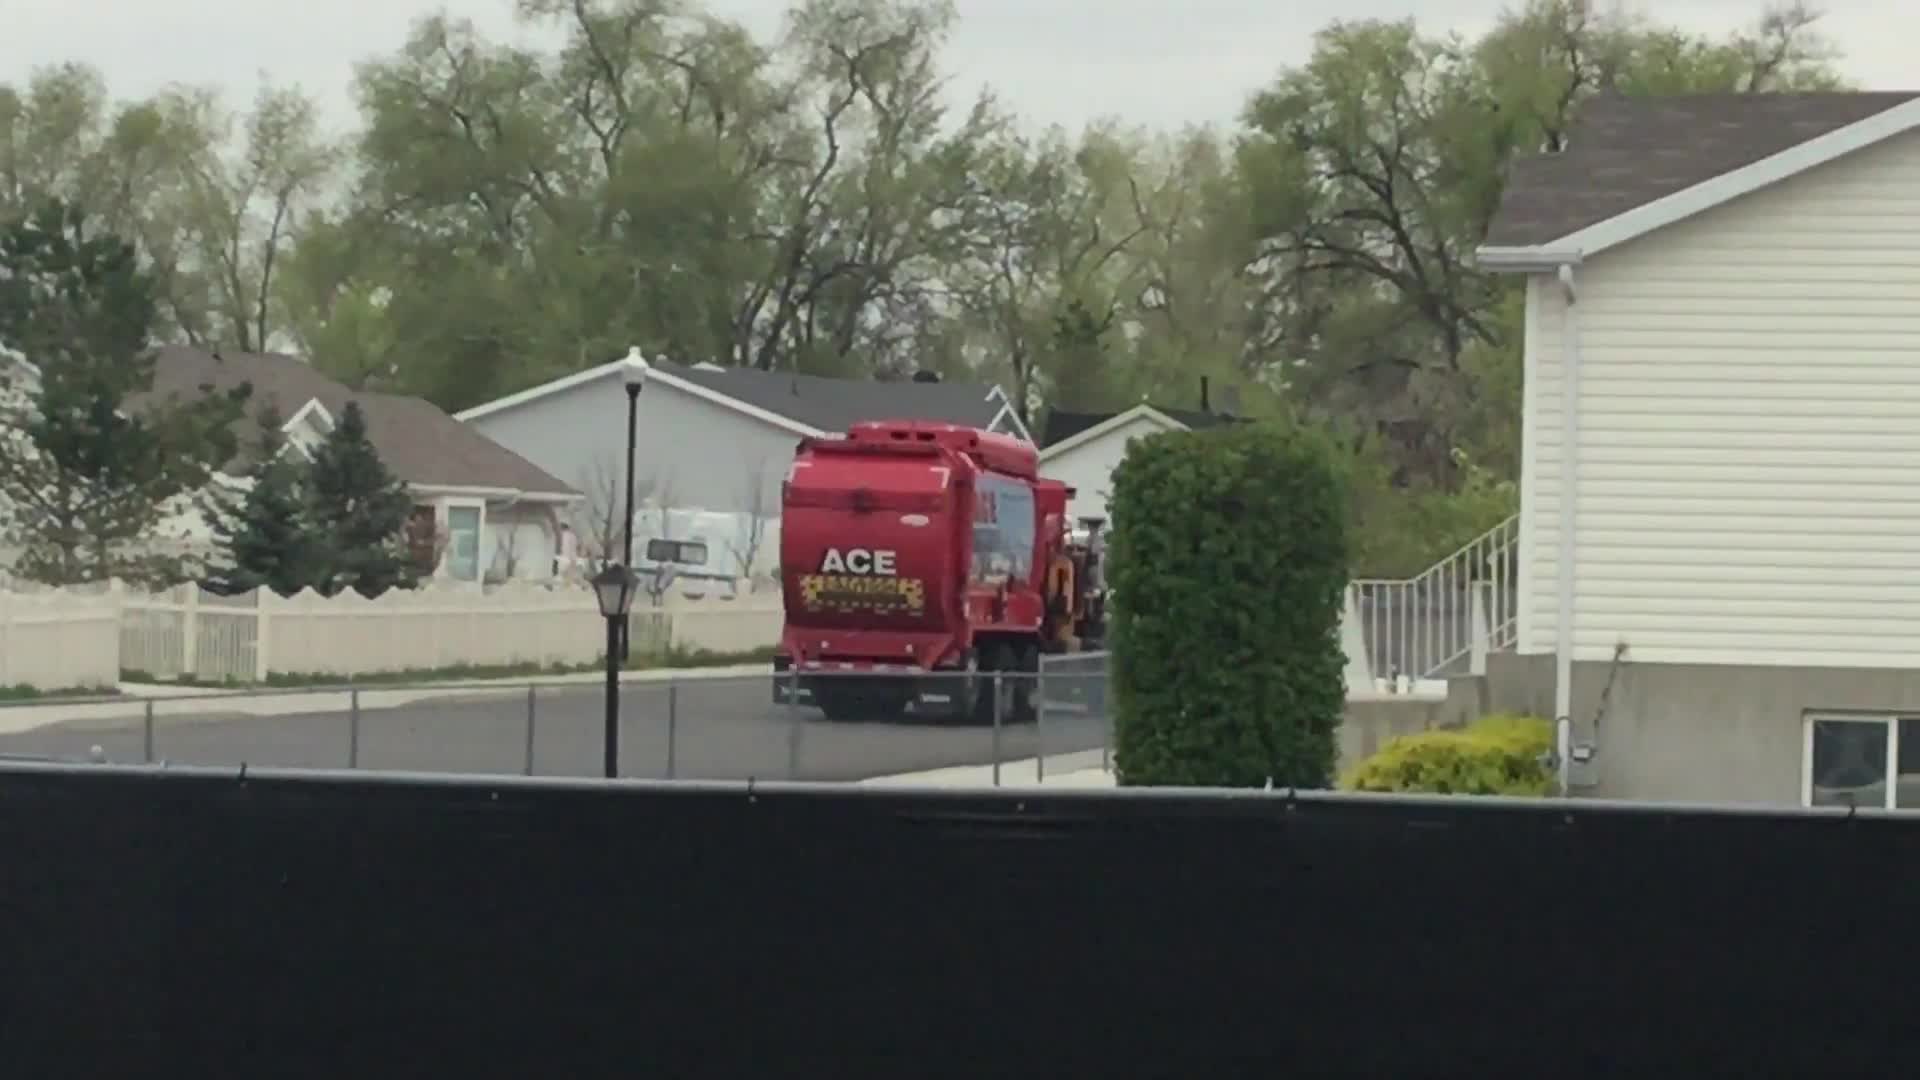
<box><xmin>485</xmin><ymin>515</ymin><xmax>523</xmax><ymax>584</ymax></box>
<box><xmin>575</xmin><ymin>452</ymin><xmax>678</xmax><ymax>582</ymax></box>
<box><xmin>728</xmin><ymin>459</ymin><xmax>776</xmax><ymax>584</ymax></box>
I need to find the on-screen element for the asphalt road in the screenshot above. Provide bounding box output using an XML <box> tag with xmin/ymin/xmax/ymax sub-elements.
<box><xmin>0</xmin><ymin>674</ymin><xmax>1110</xmax><ymax>783</ymax></box>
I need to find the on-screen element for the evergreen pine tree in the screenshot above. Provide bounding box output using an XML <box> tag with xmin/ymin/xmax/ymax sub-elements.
<box><xmin>0</xmin><ymin>200</ymin><xmax>250</xmax><ymax>586</ymax></box>
<box><xmin>306</xmin><ymin>400</ymin><xmax>415</xmax><ymax>596</ymax></box>
<box><xmin>206</xmin><ymin>406</ymin><xmax>320</xmax><ymax>595</ymax></box>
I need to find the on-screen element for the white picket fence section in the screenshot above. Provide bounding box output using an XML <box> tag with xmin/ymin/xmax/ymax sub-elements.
<box><xmin>0</xmin><ymin>584</ymin><xmax>122</xmax><ymax>690</ymax></box>
<box><xmin>2</xmin><ymin>580</ymin><xmax>784</xmax><ymax>689</ymax></box>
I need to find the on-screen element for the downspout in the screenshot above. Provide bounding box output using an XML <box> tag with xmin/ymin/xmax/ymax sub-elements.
<box><xmin>1553</xmin><ymin>262</ymin><xmax>1580</xmax><ymax>796</ymax></box>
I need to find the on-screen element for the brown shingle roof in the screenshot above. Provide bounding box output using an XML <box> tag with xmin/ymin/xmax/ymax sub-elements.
<box><xmin>134</xmin><ymin>346</ymin><xmax>577</xmax><ymax>497</ymax></box>
<box><xmin>347</xmin><ymin>391</ymin><xmax>578</xmax><ymax>495</ymax></box>
<box><xmin>1483</xmin><ymin>91</ymin><xmax>1920</xmax><ymax>248</ymax></box>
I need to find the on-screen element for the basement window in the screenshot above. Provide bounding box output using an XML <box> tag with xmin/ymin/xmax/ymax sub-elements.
<box><xmin>1803</xmin><ymin>714</ymin><xmax>1920</xmax><ymax>810</ymax></box>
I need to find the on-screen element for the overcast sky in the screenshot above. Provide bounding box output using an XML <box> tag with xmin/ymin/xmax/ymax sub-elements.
<box><xmin>2</xmin><ymin>0</ymin><xmax>1911</xmax><ymax>137</ymax></box>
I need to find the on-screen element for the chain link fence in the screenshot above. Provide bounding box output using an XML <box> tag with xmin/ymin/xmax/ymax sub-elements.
<box><xmin>1037</xmin><ymin>650</ymin><xmax>1112</xmax><ymax>780</ymax></box>
<box><xmin>0</xmin><ymin>661</ymin><xmax>1119</xmax><ymax>786</ymax></box>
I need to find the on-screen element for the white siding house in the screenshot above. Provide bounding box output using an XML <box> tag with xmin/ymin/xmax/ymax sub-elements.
<box><xmin>1476</xmin><ymin>90</ymin><xmax>1920</xmax><ymax>805</ymax></box>
<box><xmin>1039</xmin><ymin>407</ymin><xmax>1193</xmax><ymax>525</ymax></box>
<box><xmin>1037</xmin><ymin>401</ymin><xmax>1240</xmax><ymax>526</ymax></box>
<box><xmin>1512</xmin><ymin>126</ymin><xmax>1920</xmax><ymax>670</ymax></box>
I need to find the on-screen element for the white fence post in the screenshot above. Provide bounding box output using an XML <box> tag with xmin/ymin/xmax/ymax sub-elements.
<box><xmin>181</xmin><ymin>584</ymin><xmax>200</xmax><ymax>679</ymax></box>
<box><xmin>0</xmin><ymin>585</ymin><xmax>12</xmax><ymax>687</ymax></box>
<box><xmin>254</xmin><ymin>588</ymin><xmax>273</xmax><ymax>682</ymax></box>
<box><xmin>109</xmin><ymin>579</ymin><xmax>125</xmax><ymax>680</ymax></box>
<box><xmin>1470</xmin><ymin>582</ymin><xmax>1490</xmax><ymax>677</ymax></box>
<box><xmin>1341</xmin><ymin>586</ymin><xmax>1372</xmax><ymax>695</ymax></box>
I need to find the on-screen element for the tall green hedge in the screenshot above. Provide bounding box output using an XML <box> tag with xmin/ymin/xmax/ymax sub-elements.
<box><xmin>1106</xmin><ymin>421</ymin><xmax>1350</xmax><ymax>788</ymax></box>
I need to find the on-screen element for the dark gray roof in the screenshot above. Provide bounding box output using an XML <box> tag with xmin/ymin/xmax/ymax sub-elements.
<box><xmin>1040</xmin><ymin>404</ymin><xmax>1240</xmax><ymax>449</ymax></box>
<box><xmin>133</xmin><ymin>346</ymin><xmax>577</xmax><ymax>496</ymax></box>
<box><xmin>661</xmin><ymin>363</ymin><xmax>1008</xmax><ymax>433</ymax></box>
<box><xmin>1484</xmin><ymin>91</ymin><xmax>1920</xmax><ymax>248</ymax></box>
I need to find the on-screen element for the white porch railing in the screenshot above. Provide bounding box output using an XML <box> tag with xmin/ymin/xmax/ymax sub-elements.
<box><xmin>1350</xmin><ymin>514</ymin><xmax>1519</xmax><ymax>681</ymax></box>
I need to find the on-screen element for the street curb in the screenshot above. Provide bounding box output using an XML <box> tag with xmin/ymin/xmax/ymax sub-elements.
<box><xmin>111</xmin><ymin>662</ymin><xmax>772</xmax><ymax>698</ymax></box>
<box><xmin>0</xmin><ymin>663</ymin><xmax>776</xmax><ymax>736</ymax></box>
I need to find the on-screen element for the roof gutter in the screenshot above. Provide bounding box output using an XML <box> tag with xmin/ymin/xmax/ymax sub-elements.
<box><xmin>410</xmin><ymin>484</ymin><xmax>581</xmax><ymax>504</ymax></box>
<box><xmin>1474</xmin><ymin>246</ymin><xmax>1584</xmax><ymax>273</ymax></box>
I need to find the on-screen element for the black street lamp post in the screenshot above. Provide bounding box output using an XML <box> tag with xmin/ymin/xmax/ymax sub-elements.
<box><xmin>592</xmin><ymin>563</ymin><xmax>640</xmax><ymax>779</ymax></box>
<box><xmin>618</xmin><ymin>348</ymin><xmax>649</xmax><ymax>660</ymax></box>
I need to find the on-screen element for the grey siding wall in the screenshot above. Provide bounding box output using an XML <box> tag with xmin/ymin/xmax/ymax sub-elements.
<box><xmin>465</xmin><ymin>373</ymin><xmax>800</xmax><ymax>527</ymax></box>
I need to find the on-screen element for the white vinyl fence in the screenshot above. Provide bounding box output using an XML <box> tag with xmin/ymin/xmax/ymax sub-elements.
<box><xmin>0</xmin><ymin>584</ymin><xmax>121</xmax><ymax>690</ymax></box>
<box><xmin>3</xmin><ymin>580</ymin><xmax>783</xmax><ymax>689</ymax></box>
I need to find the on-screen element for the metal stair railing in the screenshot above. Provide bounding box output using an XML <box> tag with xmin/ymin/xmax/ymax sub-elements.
<box><xmin>1349</xmin><ymin>514</ymin><xmax>1519</xmax><ymax>682</ymax></box>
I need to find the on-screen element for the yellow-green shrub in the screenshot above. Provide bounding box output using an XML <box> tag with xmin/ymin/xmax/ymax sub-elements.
<box><xmin>1341</xmin><ymin>713</ymin><xmax>1554</xmax><ymax>796</ymax></box>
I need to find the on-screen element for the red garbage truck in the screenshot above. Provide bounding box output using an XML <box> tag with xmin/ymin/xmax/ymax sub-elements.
<box><xmin>771</xmin><ymin>420</ymin><xmax>1107</xmax><ymax>723</ymax></box>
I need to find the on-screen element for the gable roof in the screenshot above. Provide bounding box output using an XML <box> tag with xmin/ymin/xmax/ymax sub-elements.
<box><xmin>1037</xmin><ymin>403</ymin><xmax>1241</xmax><ymax>461</ymax></box>
<box><xmin>455</xmin><ymin>354</ymin><xmax>1032</xmax><ymax>443</ymax></box>
<box><xmin>1041</xmin><ymin>404</ymin><xmax>1234</xmax><ymax>449</ymax></box>
<box><xmin>1478</xmin><ymin>91</ymin><xmax>1920</xmax><ymax>269</ymax></box>
<box><xmin>133</xmin><ymin>346</ymin><xmax>578</xmax><ymax>499</ymax></box>
<box><xmin>672</xmin><ymin>364</ymin><xmax>1023</xmax><ymax>438</ymax></box>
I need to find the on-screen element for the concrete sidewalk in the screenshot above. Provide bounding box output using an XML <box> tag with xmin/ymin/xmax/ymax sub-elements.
<box><xmin>860</xmin><ymin>749</ymin><xmax>1116</xmax><ymax>789</ymax></box>
<box><xmin>0</xmin><ymin>663</ymin><xmax>774</xmax><ymax>736</ymax></box>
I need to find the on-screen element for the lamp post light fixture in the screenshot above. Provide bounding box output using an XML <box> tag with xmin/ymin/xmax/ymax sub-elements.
<box><xmin>617</xmin><ymin>347</ymin><xmax>649</xmax><ymax>661</ymax></box>
<box><xmin>592</xmin><ymin>562</ymin><xmax>640</xmax><ymax>779</ymax></box>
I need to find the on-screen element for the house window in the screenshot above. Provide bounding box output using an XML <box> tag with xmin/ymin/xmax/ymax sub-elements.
<box><xmin>1804</xmin><ymin>714</ymin><xmax>1920</xmax><ymax>809</ymax></box>
<box><xmin>446</xmin><ymin>506</ymin><xmax>482</xmax><ymax>581</ymax></box>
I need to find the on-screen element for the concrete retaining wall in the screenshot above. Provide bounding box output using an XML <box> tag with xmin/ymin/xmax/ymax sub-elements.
<box><xmin>1473</xmin><ymin>651</ymin><xmax>1920</xmax><ymax>806</ymax></box>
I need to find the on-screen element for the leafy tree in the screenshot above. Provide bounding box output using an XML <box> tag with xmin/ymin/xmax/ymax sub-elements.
<box><xmin>1123</xmin><ymin>127</ymin><xmax>1269</xmax><ymax>413</ymax></box>
<box><xmin>950</xmin><ymin>122</ymin><xmax>1154</xmax><ymax>423</ymax></box>
<box><xmin>1045</xmin><ymin>297</ymin><xmax>1120</xmax><ymax>412</ymax></box>
<box><xmin>1107</xmin><ymin>420</ymin><xmax>1350</xmax><ymax>788</ymax></box>
<box><xmin>174</xmin><ymin>83</ymin><xmax>339</xmax><ymax>352</ymax></box>
<box><xmin>1228</xmin><ymin>1</ymin><xmax>1844</xmax><ymax>488</ymax></box>
<box><xmin>304</xmin><ymin>400</ymin><xmax>416</xmax><ymax>596</ymax></box>
<box><xmin>205</xmin><ymin>405</ymin><xmax>321</xmax><ymax>595</ymax></box>
<box><xmin>0</xmin><ymin>199</ymin><xmax>250</xmax><ymax>586</ymax></box>
<box><xmin>0</xmin><ymin>66</ymin><xmax>336</xmax><ymax>351</ymax></box>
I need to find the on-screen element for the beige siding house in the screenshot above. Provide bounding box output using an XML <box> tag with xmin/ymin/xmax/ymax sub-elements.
<box><xmin>137</xmin><ymin>347</ymin><xmax>582</xmax><ymax>586</ymax></box>
<box><xmin>1476</xmin><ymin>91</ymin><xmax>1920</xmax><ymax>807</ymax></box>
